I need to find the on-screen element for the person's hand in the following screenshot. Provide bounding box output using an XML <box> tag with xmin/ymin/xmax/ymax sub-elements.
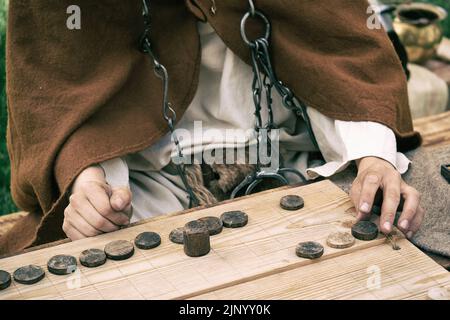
<box><xmin>62</xmin><ymin>165</ymin><xmax>132</xmax><ymax>240</ymax></box>
<box><xmin>350</xmin><ymin>157</ymin><xmax>424</xmax><ymax>238</ymax></box>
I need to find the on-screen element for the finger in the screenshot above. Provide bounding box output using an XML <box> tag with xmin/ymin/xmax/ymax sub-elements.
<box><xmin>406</xmin><ymin>206</ymin><xmax>425</xmax><ymax>239</ymax></box>
<box><xmin>65</xmin><ymin>206</ymin><xmax>103</xmax><ymax>238</ymax></box>
<box><xmin>397</xmin><ymin>183</ymin><xmax>421</xmax><ymax>233</ymax></box>
<box><xmin>350</xmin><ymin>180</ymin><xmax>364</xmax><ymax>220</ymax></box>
<box><xmin>82</xmin><ymin>182</ymin><xmax>129</xmax><ymax>226</ymax></box>
<box><xmin>62</xmin><ymin>219</ymin><xmax>86</xmax><ymax>241</ymax></box>
<box><xmin>358</xmin><ymin>173</ymin><xmax>382</xmax><ymax>215</ymax></box>
<box><xmin>110</xmin><ymin>187</ymin><xmax>132</xmax><ymax>212</ymax></box>
<box><xmin>380</xmin><ymin>175</ymin><xmax>401</xmax><ymax>234</ymax></box>
<box><xmin>69</xmin><ymin>193</ymin><xmax>120</xmax><ymax>232</ymax></box>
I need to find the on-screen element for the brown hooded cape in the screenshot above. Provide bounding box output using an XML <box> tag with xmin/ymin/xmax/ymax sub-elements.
<box><xmin>1</xmin><ymin>0</ymin><xmax>421</xmax><ymax>255</ymax></box>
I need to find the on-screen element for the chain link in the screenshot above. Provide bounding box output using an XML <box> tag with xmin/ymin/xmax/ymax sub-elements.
<box><xmin>248</xmin><ymin>0</ymin><xmax>256</xmax><ymax>17</ymax></box>
<box><xmin>240</xmin><ymin>1</ymin><xmax>319</xmax><ymax>149</ymax></box>
<box><xmin>140</xmin><ymin>0</ymin><xmax>199</xmax><ymax>208</ymax></box>
<box><xmin>210</xmin><ymin>0</ymin><xmax>217</xmax><ymax>15</ymax></box>
<box><xmin>231</xmin><ymin>0</ymin><xmax>312</xmax><ymax>198</ymax></box>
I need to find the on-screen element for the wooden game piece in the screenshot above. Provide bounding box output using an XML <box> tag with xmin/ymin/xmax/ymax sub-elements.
<box><xmin>104</xmin><ymin>240</ymin><xmax>135</xmax><ymax>261</ymax></box>
<box><xmin>0</xmin><ymin>270</ymin><xmax>11</xmax><ymax>290</ymax></box>
<box><xmin>79</xmin><ymin>249</ymin><xmax>107</xmax><ymax>268</ymax></box>
<box><xmin>183</xmin><ymin>220</ymin><xmax>211</xmax><ymax>257</ymax></box>
<box><xmin>427</xmin><ymin>287</ymin><xmax>449</xmax><ymax>300</ymax></box>
<box><xmin>351</xmin><ymin>221</ymin><xmax>379</xmax><ymax>241</ymax></box>
<box><xmin>280</xmin><ymin>195</ymin><xmax>304</xmax><ymax>211</ymax></box>
<box><xmin>326</xmin><ymin>231</ymin><xmax>355</xmax><ymax>249</ymax></box>
<box><xmin>296</xmin><ymin>241</ymin><xmax>324</xmax><ymax>259</ymax></box>
<box><xmin>135</xmin><ymin>232</ymin><xmax>161</xmax><ymax>250</ymax></box>
<box><xmin>220</xmin><ymin>211</ymin><xmax>248</xmax><ymax>228</ymax></box>
<box><xmin>169</xmin><ymin>227</ymin><xmax>185</xmax><ymax>244</ymax></box>
<box><xmin>198</xmin><ymin>216</ymin><xmax>223</xmax><ymax>236</ymax></box>
<box><xmin>13</xmin><ymin>265</ymin><xmax>45</xmax><ymax>285</ymax></box>
<box><xmin>47</xmin><ymin>255</ymin><xmax>78</xmax><ymax>275</ymax></box>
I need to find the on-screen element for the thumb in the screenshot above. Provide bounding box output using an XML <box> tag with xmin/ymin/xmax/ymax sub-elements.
<box><xmin>110</xmin><ymin>186</ymin><xmax>132</xmax><ymax>213</ymax></box>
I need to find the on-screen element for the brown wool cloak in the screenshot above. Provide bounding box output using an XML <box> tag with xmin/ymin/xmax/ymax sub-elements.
<box><xmin>1</xmin><ymin>0</ymin><xmax>421</xmax><ymax>255</ymax></box>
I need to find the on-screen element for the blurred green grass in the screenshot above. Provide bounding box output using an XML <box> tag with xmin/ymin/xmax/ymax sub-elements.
<box><xmin>383</xmin><ymin>0</ymin><xmax>450</xmax><ymax>36</ymax></box>
<box><xmin>423</xmin><ymin>0</ymin><xmax>450</xmax><ymax>36</ymax></box>
<box><xmin>0</xmin><ymin>1</ymin><xmax>449</xmax><ymax>216</ymax></box>
<box><xmin>1</xmin><ymin>0</ymin><xmax>17</xmax><ymax>215</ymax></box>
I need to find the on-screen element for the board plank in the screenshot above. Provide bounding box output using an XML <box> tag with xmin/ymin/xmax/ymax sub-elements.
<box><xmin>414</xmin><ymin>110</ymin><xmax>450</xmax><ymax>147</ymax></box>
<box><xmin>192</xmin><ymin>238</ymin><xmax>450</xmax><ymax>300</ymax></box>
<box><xmin>0</xmin><ymin>180</ymin><xmax>447</xmax><ymax>300</ymax></box>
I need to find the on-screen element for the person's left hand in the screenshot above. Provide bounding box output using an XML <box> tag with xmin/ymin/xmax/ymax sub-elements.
<box><xmin>350</xmin><ymin>156</ymin><xmax>425</xmax><ymax>238</ymax></box>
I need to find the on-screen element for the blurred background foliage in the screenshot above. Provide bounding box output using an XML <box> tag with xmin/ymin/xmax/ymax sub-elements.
<box><xmin>383</xmin><ymin>0</ymin><xmax>450</xmax><ymax>36</ymax></box>
<box><xmin>0</xmin><ymin>0</ymin><xmax>449</xmax><ymax>215</ymax></box>
<box><xmin>0</xmin><ymin>0</ymin><xmax>17</xmax><ymax>215</ymax></box>
<box><xmin>424</xmin><ymin>0</ymin><xmax>450</xmax><ymax>36</ymax></box>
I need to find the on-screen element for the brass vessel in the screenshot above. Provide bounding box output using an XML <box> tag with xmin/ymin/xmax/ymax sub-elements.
<box><xmin>393</xmin><ymin>2</ymin><xmax>447</xmax><ymax>63</ymax></box>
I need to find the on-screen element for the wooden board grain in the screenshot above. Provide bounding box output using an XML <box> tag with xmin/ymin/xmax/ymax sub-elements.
<box><xmin>192</xmin><ymin>238</ymin><xmax>450</xmax><ymax>300</ymax></box>
<box><xmin>414</xmin><ymin>110</ymin><xmax>450</xmax><ymax>147</ymax></box>
<box><xmin>0</xmin><ymin>180</ymin><xmax>447</xmax><ymax>300</ymax></box>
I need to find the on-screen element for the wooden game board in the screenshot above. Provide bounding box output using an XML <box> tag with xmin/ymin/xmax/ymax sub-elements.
<box><xmin>413</xmin><ymin>110</ymin><xmax>450</xmax><ymax>148</ymax></box>
<box><xmin>0</xmin><ymin>180</ymin><xmax>448</xmax><ymax>300</ymax></box>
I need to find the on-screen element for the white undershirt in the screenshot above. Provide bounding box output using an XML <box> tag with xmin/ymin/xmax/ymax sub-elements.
<box><xmin>100</xmin><ymin>22</ymin><xmax>410</xmax><ymax>191</ymax></box>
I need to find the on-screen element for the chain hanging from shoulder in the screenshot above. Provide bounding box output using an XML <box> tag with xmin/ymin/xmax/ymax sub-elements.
<box><xmin>139</xmin><ymin>0</ymin><xmax>199</xmax><ymax>208</ymax></box>
<box><xmin>231</xmin><ymin>0</ymin><xmax>318</xmax><ymax>199</ymax></box>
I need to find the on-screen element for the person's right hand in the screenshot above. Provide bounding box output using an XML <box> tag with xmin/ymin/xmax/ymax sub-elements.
<box><xmin>63</xmin><ymin>165</ymin><xmax>132</xmax><ymax>241</ymax></box>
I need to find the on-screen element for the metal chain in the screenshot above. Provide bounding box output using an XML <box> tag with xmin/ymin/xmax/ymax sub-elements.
<box><xmin>140</xmin><ymin>0</ymin><xmax>199</xmax><ymax>208</ymax></box>
<box><xmin>250</xmin><ymin>40</ymin><xmax>276</xmax><ymax>173</ymax></box>
<box><xmin>240</xmin><ymin>1</ymin><xmax>320</xmax><ymax>150</ymax></box>
<box><xmin>231</xmin><ymin>0</ymin><xmax>313</xmax><ymax>198</ymax></box>
<box><xmin>138</xmin><ymin>0</ymin><xmax>314</xmax><ymax>202</ymax></box>
<box><xmin>210</xmin><ymin>0</ymin><xmax>217</xmax><ymax>15</ymax></box>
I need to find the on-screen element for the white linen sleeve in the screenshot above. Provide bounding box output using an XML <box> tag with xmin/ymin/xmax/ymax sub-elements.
<box><xmin>305</xmin><ymin>107</ymin><xmax>411</xmax><ymax>179</ymax></box>
<box><xmin>99</xmin><ymin>157</ymin><xmax>130</xmax><ymax>189</ymax></box>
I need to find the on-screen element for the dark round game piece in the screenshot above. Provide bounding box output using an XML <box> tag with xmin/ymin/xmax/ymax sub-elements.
<box><xmin>79</xmin><ymin>249</ymin><xmax>107</xmax><ymax>268</ymax></box>
<box><xmin>280</xmin><ymin>195</ymin><xmax>304</xmax><ymax>211</ymax></box>
<box><xmin>220</xmin><ymin>211</ymin><xmax>248</xmax><ymax>228</ymax></box>
<box><xmin>198</xmin><ymin>216</ymin><xmax>223</xmax><ymax>236</ymax></box>
<box><xmin>183</xmin><ymin>220</ymin><xmax>211</xmax><ymax>257</ymax></box>
<box><xmin>295</xmin><ymin>241</ymin><xmax>324</xmax><ymax>259</ymax></box>
<box><xmin>47</xmin><ymin>255</ymin><xmax>78</xmax><ymax>275</ymax></box>
<box><xmin>104</xmin><ymin>240</ymin><xmax>135</xmax><ymax>261</ymax></box>
<box><xmin>351</xmin><ymin>221</ymin><xmax>379</xmax><ymax>241</ymax></box>
<box><xmin>0</xmin><ymin>270</ymin><xmax>12</xmax><ymax>290</ymax></box>
<box><xmin>169</xmin><ymin>227</ymin><xmax>185</xmax><ymax>244</ymax></box>
<box><xmin>134</xmin><ymin>232</ymin><xmax>162</xmax><ymax>250</ymax></box>
<box><xmin>13</xmin><ymin>265</ymin><xmax>45</xmax><ymax>285</ymax></box>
